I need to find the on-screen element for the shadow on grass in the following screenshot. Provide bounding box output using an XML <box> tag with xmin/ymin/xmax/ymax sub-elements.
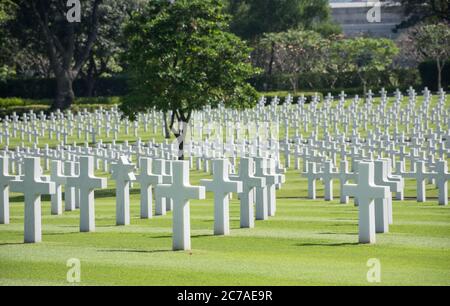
<box><xmin>151</xmin><ymin>234</ymin><xmax>213</xmax><ymax>239</ymax></box>
<box><xmin>320</xmin><ymin>232</ymin><xmax>357</xmax><ymax>236</ymax></box>
<box><xmin>98</xmin><ymin>249</ymin><xmax>172</xmax><ymax>254</ymax></box>
<box><xmin>277</xmin><ymin>196</ymin><xmax>315</xmax><ymax>200</ymax></box>
<box><xmin>295</xmin><ymin>242</ymin><xmax>359</xmax><ymax>247</ymax></box>
<box><xmin>44</xmin><ymin>232</ymin><xmax>80</xmax><ymax>236</ymax></box>
<box><xmin>0</xmin><ymin>242</ymin><xmax>24</xmax><ymax>247</ymax></box>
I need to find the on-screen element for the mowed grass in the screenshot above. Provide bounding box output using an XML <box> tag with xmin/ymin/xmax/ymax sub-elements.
<box><xmin>0</xmin><ymin>168</ymin><xmax>449</xmax><ymax>286</ymax></box>
<box><xmin>0</xmin><ymin>94</ymin><xmax>449</xmax><ymax>285</ymax></box>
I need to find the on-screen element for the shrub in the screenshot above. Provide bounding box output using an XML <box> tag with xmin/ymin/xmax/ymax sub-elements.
<box><xmin>0</xmin><ymin>97</ymin><xmax>121</xmax><ymax>118</ymax></box>
<box><xmin>0</xmin><ymin>76</ymin><xmax>129</xmax><ymax>99</ymax></box>
<box><xmin>418</xmin><ymin>60</ymin><xmax>450</xmax><ymax>91</ymax></box>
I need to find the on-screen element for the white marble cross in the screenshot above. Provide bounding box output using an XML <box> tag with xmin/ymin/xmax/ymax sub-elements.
<box><xmin>373</xmin><ymin>160</ymin><xmax>398</xmax><ymax>233</ymax></box>
<box><xmin>10</xmin><ymin>157</ymin><xmax>55</xmax><ymax>243</ymax></box>
<box><xmin>111</xmin><ymin>156</ymin><xmax>136</xmax><ymax>226</ymax></box>
<box><xmin>434</xmin><ymin>160</ymin><xmax>450</xmax><ymax>206</ymax></box>
<box><xmin>342</xmin><ymin>161</ymin><xmax>390</xmax><ymax>244</ymax></box>
<box><xmin>136</xmin><ymin>158</ymin><xmax>162</xmax><ymax>219</ymax></box>
<box><xmin>411</xmin><ymin>161</ymin><xmax>433</xmax><ymax>202</ymax></box>
<box><xmin>64</xmin><ymin>161</ymin><xmax>77</xmax><ymax>211</ymax></box>
<box><xmin>322</xmin><ymin>160</ymin><xmax>337</xmax><ymax>201</ymax></box>
<box><xmin>66</xmin><ymin>156</ymin><xmax>107</xmax><ymax>232</ymax></box>
<box><xmin>50</xmin><ymin>160</ymin><xmax>67</xmax><ymax>216</ymax></box>
<box><xmin>254</xmin><ymin>157</ymin><xmax>279</xmax><ymax>219</ymax></box>
<box><xmin>230</xmin><ymin>158</ymin><xmax>265</xmax><ymax>228</ymax></box>
<box><xmin>153</xmin><ymin>159</ymin><xmax>173</xmax><ymax>215</ymax></box>
<box><xmin>156</xmin><ymin>161</ymin><xmax>205</xmax><ymax>251</ymax></box>
<box><xmin>0</xmin><ymin>156</ymin><xmax>17</xmax><ymax>224</ymax></box>
<box><xmin>200</xmin><ymin>159</ymin><xmax>242</xmax><ymax>236</ymax></box>
<box><xmin>303</xmin><ymin>162</ymin><xmax>321</xmax><ymax>200</ymax></box>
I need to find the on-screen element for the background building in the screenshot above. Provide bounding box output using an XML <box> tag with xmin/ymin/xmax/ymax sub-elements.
<box><xmin>329</xmin><ymin>0</ymin><xmax>405</xmax><ymax>38</ymax></box>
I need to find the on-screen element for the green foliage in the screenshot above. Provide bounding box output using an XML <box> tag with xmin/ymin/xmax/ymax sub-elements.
<box><xmin>121</xmin><ymin>0</ymin><xmax>259</xmax><ymax>122</ymax></box>
<box><xmin>395</xmin><ymin>0</ymin><xmax>449</xmax><ymax>29</ymax></box>
<box><xmin>0</xmin><ymin>0</ymin><xmax>15</xmax><ymax>23</ymax></box>
<box><xmin>412</xmin><ymin>23</ymin><xmax>450</xmax><ymax>61</ymax></box>
<box><xmin>0</xmin><ymin>96</ymin><xmax>121</xmax><ymax>117</ymax></box>
<box><xmin>336</xmin><ymin>38</ymin><xmax>399</xmax><ymax>95</ymax></box>
<box><xmin>227</xmin><ymin>0</ymin><xmax>332</xmax><ymax>40</ymax></box>
<box><xmin>412</xmin><ymin>23</ymin><xmax>450</xmax><ymax>89</ymax></box>
<box><xmin>259</xmin><ymin>30</ymin><xmax>327</xmax><ymax>92</ymax></box>
<box><xmin>0</xmin><ymin>77</ymin><xmax>129</xmax><ymax>99</ymax></box>
<box><xmin>419</xmin><ymin>60</ymin><xmax>450</xmax><ymax>90</ymax></box>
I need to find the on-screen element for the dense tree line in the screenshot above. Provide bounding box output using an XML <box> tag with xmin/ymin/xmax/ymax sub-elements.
<box><xmin>0</xmin><ymin>0</ymin><xmax>448</xmax><ymax>110</ymax></box>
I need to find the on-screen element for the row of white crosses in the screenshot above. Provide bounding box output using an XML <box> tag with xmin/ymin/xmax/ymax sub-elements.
<box><xmin>0</xmin><ymin>155</ymin><xmax>106</xmax><ymax>241</ymax></box>
<box><xmin>0</xmin><ymin>152</ymin><xmax>285</xmax><ymax>251</ymax></box>
<box><xmin>0</xmin><ymin>87</ymin><xmax>447</xmax><ymax>247</ymax></box>
<box><xmin>0</xmin><ymin>106</ymin><xmax>164</xmax><ymax>145</ymax></box>
<box><xmin>1</xmin><ymin>90</ymin><xmax>447</xmax><ymax>176</ymax></box>
<box><xmin>303</xmin><ymin>155</ymin><xmax>450</xmax><ymax>244</ymax></box>
<box><xmin>304</xmin><ymin>155</ymin><xmax>450</xmax><ymax>207</ymax></box>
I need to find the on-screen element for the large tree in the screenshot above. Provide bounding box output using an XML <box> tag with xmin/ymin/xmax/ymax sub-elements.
<box><xmin>411</xmin><ymin>23</ymin><xmax>450</xmax><ymax>90</ymax></box>
<box><xmin>344</xmin><ymin>38</ymin><xmax>399</xmax><ymax>100</ymax></box>
<box><xmin>11</xmin><ymin>0</ymin><xmax>104</xmax><ymax>110</ymax></box>
<box><xmin>226</xmin><ymin>0</ymin><xmax>335</xmax><ymax>75</ymax></box>
<box><xmin>121</xmin><ymin>0</ymin><xmax>259</xmax><ymax>159</ymax></box>
<box><xmin>259</xmin><ymin>30</ymin><xmax>327</xmax><ymax>92</ymax></box>
<box><xmin>396</xmin><ymin>0</ymin><xmax>449</xmax><ymax>30</ymax></box>
<box><xmin>0</xmin><ymin>0</ymin><xmax>16</xmax><ymax>80</ymax></box>
<box><xmin>79</xmin><ymin>0</ymin><xmax>143</xmax><ymax>97</ymax></box>
<box><xmin>227</xmin><ymin>0</ymin><xmax>331</xmax><ymax>40</ymax></box>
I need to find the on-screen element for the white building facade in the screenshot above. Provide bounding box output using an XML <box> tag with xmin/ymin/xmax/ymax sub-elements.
<box><xmin>330</xmin><ymin>1</ymin><xmax>405</xmax><ymax>38</ymax></box>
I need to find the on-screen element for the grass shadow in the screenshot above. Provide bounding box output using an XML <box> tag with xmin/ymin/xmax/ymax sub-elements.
<box><xmin>295</xmin><ymin>242</ymin><xmax>359</xmax><ymax>247</ymax></box>
<box><xmin>0</xmin><ymin>242</ymin><xmax>24</xmax><ymax>246</ymax></box>
<box><xmin>320</xmin><ymin>232</ymin><xmax>357</xmax><ymax>236</ymax></box>
<box><xmin>44</xmin><ymin>232</ymin><xmax>80</xmax><ymax>236</ymax></box>
<box><xmin>98</xmin><ymin>249</ymin><xmax>172</xmax><ymax>254</ymax></box>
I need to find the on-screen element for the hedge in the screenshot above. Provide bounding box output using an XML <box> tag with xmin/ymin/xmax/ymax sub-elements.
<box><xmin>0</xmin><ymin>68</ymin><xmax>423</xmax><ymax>100</ymax></box>
<box><xmin>0</xmin><ymin>76</ymin><xmax>129</xmax><ymax>99</ymax></box>
<box><xmin>249</xmin><ymin>68</ymin><xmax>421</xmax><ymax>93</ymax></box>
<box><xmin>0</xmin><ymin>97</ymin><xmax>121</xmax><ymax>118</ymax></box>
<box><xmin>418</xmin><ymin>60</ymin><xmax>450</xmax><ymax>91</ymax></box>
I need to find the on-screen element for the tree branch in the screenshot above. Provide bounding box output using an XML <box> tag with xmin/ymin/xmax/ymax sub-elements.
<box><xmin>74</xmin><ymin>0</ymin><xmax>103</xmax><ymax>73</ymax></box>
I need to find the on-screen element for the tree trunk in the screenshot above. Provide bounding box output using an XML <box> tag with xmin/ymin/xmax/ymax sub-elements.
<box><xmin>268</xmin><ymin>42</ymin><xmax>275</xmax><ymax>76</ymax></box>
<box><xmin>363</xmin><ymin>80</ymin><xmax>367</xmax><ymax>103</ymax></box>
<box><xmin>54</xmin><ymin>71</ymin><xmax>75</xmax><ymax>110</ymax></box>
<box><xmin>437</xmin><ymin>59</ymin><xmax>442</xmax><ymax>91</ymax></box>
<box><xmin>290</xmin><ymin>77</ymin><xmax>298</xmax><ymax>93</ymax></box>
<box><xmin>178</xmin><ymin>137</ymin><xmax>185</xmax><ymax>161</ymax></box>
<box><xmin>170</xmin><ymin>111</ymin><xmax>190</xmax><ymax>161</ymax></box>
<box><xmin>85</xmin><ymin>74</ymin><xmax>96</xmax><ymax>97</ymax></box>
<box><xmin>163</xmin><ymin>112</ymin><xmax>171</xmax><ymax>139</ymax></box>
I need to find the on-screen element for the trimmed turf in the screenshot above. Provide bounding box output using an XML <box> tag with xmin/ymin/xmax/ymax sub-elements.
<box><xmin>0</xmin><ymin>94</ymin><xmax>449</xmax><ymax>285</ymax></box>
<box><xmin>0</xmin><ymin>168</ymin><xmax>449</xmax><ymax>286</ymax></box>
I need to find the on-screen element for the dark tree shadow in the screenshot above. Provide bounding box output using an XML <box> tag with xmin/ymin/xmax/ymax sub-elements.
<box><xmin>320</xmin><ymin>232</ymin><xmax>357</xmax><ymax>236</ymax></box>
<box><xmin>295</xmin><ymin>242</ymin><xmax>359</xmax><ymax>247</ymax></box>
<box><xmin>0</xmin><ymin>242</ymin><xmax>24</xmax><ymax>246</ymax></box>
<box><xmin>98</xmin><ymin>249</ymin><xmax>172</xmax><ymax>254</ymax></box>
<box><xmin>44</xmin><ymin>232</ymin><xmax>80</xmax><ymax>236</ymax></box>
<box><xmin>191</xmin><ymin>234</ymin><xmax>213</xmax><ymax>239</ymax></box>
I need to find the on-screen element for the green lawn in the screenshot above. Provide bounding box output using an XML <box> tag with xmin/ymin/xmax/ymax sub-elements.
<box><xmin>0</xmin><ymin>168</ymin><xmax>449</xmax><ymax>286</ymax></box>
<box><xmin>0</xmin><ymin>95</ymin><xmax>449</xmax><ymax>286</ymax></box>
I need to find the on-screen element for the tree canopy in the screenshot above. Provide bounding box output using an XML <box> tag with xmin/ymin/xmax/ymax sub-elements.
<box><xmin>121</xmin><ymin>0</ymin><xmax>259</xmax><ymax>158</ymax></box>
<box><xmin>259</xmin><ymin>30</ymin><xmax>327</xmax><ymax>92</ymax></box>
<box><xmin>411</xmin><ymin>23</ymin><xmax>450</xmax><ymax>90</ymax></box>
<box><xmin>396</xmin><ymin>0</ymin><xmax>449</xmax><ymax>29</ymax></box>
<box><xmin>226</xmin><ymin>0</ymin><xmax>334</xmax><ymax>40</ymax></box>
<box><xmin>342</xmin><ymin>38</ymin><xmax>399</xmax><ymax>98</ymax></box>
